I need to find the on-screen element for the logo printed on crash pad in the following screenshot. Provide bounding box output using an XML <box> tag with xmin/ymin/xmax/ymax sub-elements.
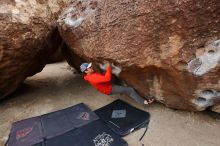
<box><xmin>77</xmin><ymin>112</ymin><xmax>90</xmax><ymax>120</ymax></box>
<box><xmin>111</xmin><ymin>110</ymin><xmax>126</xmax><ymax>118</ymax></box>
<box><xmin>16</xmin><ymin>127</ymin><xmax>33</xmax><ymax>140</ymax></box>
<box><xmin>93</xmin><ymin>132</ymin><xmax>114</xmax><ymax>146</ymax></box>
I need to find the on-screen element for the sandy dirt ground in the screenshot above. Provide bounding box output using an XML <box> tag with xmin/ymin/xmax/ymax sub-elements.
<box><xmin>0</xmin><ymin>62</ymin><xmax>220</xmax><ymax>146</ymax></box>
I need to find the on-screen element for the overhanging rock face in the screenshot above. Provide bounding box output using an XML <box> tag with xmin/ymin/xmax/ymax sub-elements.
<box><xmin>58</xmin><ymin>0</ymin><xmax>220</xmax><ymax>112</ymax></box>
<box><xmin>0</xmin><ymin>0</ymin><xmax>70</xmax><ymax>99</ymax></box>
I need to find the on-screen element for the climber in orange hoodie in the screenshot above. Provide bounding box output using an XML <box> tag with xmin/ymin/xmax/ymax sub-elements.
<box><xmin>80</xmin><ymin>62</ymin><xmax>154</xmax><ymax>105</ymax></box>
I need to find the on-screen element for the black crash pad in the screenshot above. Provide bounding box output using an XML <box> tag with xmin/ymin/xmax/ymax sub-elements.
<box><xmin>8</xmin><ymin>103</ymin><xmax>99</xmax><ymax>146</ymax></box>
<box><xmin>46</xmin><ymin>120</ymin><xmax>128</xmax><ymax>146</ymax></box>
<box><xmin>95</xmin><ymin>99</ymin><xmax>150</xmax><ymax>136</ymax></box>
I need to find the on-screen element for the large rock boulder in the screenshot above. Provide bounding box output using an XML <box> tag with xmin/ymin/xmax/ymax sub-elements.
<box><xmin>0</xmin><ymin>0</ymin><xmax>70</xmax><ymax>99</ymax></box>
<box><xmin>58</xmin><ymin>0</ymin><xmax>220</xmax><ymax>112</ymax></box>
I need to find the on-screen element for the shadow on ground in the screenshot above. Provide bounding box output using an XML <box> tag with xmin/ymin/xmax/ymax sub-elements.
<box><xmin>0</xmin><ymin>62</ymin><xmax>220</xmax><ymax>146</ymax></box>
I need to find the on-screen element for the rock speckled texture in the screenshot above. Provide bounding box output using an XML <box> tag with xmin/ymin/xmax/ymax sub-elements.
<box><xmin>58</xmin><ymin>0</ymin><xmax>220</xmax><ymax>111</ymax></box>
<box><xmin>0</xmin><ymin>0</ymin><xmax>70</xmax><ymax>99</ymax></box>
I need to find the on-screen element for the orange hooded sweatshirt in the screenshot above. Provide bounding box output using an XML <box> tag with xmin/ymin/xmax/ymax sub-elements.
<box><xmin>84</xmin><ymin>66</ymin><xmax>112</xmax><ymax>94</ymax></box>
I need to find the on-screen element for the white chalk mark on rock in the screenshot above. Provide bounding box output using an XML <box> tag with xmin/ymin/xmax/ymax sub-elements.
<box><xmin>58</xmin><ymin>1</ymin><xmax>96</xmax><ymax>28</ymax></box>
<box><xmin>64</xmin><ymin>16</ymin><xmax>84</xmax><ymax>28</ymax></box>
<box><xmin>111</xmin><ymin>63</ymin><xmax>122</xmax><ymax>77</ymax></box>
<box><xmin>99</xmin><ymin>63</ymin><xmax>122</xmax><ymax>77</ymax></box>
<box><xmin>188</xmin><ymin>40</ymin><xmax>220</xmax><ymax>76</ymax></box>
<box><xmin>192</xmin><ymin>89</ymin><xmax>220</xmax><ymax>110</ymax></box>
